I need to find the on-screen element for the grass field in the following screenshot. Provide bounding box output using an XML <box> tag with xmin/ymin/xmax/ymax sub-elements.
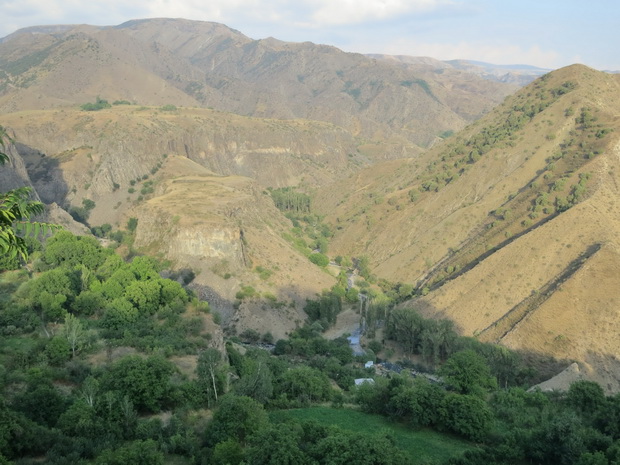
<box><xmin>276</xmin><ymin>406</ymin><xmax>474</xmax><ymax>464</ymax></box>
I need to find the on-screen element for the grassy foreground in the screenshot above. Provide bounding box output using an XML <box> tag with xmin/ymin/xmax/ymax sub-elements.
<box><xmin>276</xmin><ymin>406</ymin><xmax>474</xmax><ymax>463</ymax></box>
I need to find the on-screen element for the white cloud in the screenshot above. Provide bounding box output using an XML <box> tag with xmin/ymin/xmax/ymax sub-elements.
<box><xmin>307</xmin><ymin>0</ymin><xmax>456</xmax><ymax>26</ymax></box>
<box><xmin>0</xmin><ymin>0</ymin><xmax>464</xmax><ymax>36</ymax></box>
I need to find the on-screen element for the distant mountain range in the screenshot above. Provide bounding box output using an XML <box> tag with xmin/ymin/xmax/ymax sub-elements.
<box><xmin>367</xmin><ymin>54</ymin><xmax>551</xmax><ymax>86</ymax></box>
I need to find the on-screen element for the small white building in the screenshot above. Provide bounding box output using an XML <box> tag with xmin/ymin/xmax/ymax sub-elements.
<box><xmin>364</xmin><ymin>361</ymin><xmax>374</xmax><ymax>369</ymax></box>
<box><xmin>354</xmin><ymin>378</ymin><xmax>375</xmax><ymax>386</ymax></box>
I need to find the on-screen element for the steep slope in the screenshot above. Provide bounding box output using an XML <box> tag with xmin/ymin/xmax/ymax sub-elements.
<box><xmin>317</xmin><ymin>65</ymin><xmax>620</xmax><ymax>387</ymax></box>
<box><xmin>130</xmin><ymin>156</ymin><xmax>336</xmax><ymax>338</ymax></box>
<box><xmin>0</xmin><ymin>18</ymin><xmax>514</xmax><ymax>155</ymax></box>
<box><xmin>0</xmin><ymin>105</ymin><xmax>361</xmax><ymax>225</ymax></box>
<box><xmin>0</xmin><ymin>134</ymin><xmax>90</xmax><ymax>235</ymax></box>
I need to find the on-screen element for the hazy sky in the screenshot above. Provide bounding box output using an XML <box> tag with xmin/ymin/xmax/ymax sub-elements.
<box><xmin>1</xmin><ymin>0</ymin><xmax>618</xmax><ymax>70</ymax></box>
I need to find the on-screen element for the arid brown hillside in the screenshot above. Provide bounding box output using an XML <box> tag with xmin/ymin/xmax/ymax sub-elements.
<box><xmin>0</xmin><ymin>18</ymin><xmax>514</xmax><ymax>155</ymax></box>
<box><xmin>130</xmin><ymin>156</ymin><xmax>336</xmax><ymax>338</ymax></box>
<box><xmin>2</xmin><ymin>107</ymin><xmax>343</xmax><ymax>337</ymax></box>
<box><xmin>316</xmin><ymin>65</ymin><xmax>620</xmax><ymax>389</ymax></box>
<box><xmin>0</xmin><ymin>105</ymin><xmax>362</xmax><ymax>222</ymax></box>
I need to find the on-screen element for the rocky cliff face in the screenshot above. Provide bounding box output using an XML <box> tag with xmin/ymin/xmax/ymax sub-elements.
<box><xmin>0</xmin><ymin>136</ymin><xmax>90</xmax><ymax>235</ymax></box>
<box><xmin>128</xmin><ymin>156</ymin><xmax>335</xmax><ymax>337</ymax></box>
<box><xmin>0</xmin><ymin>133</ymin><xmax>36</xmax><ymax>192</ymax></box>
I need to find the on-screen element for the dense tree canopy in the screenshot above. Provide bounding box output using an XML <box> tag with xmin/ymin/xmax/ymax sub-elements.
<box><xmin>1</xmin><ymin>218</ymin><xmax>619</xmax><ymax>464</ymax></box>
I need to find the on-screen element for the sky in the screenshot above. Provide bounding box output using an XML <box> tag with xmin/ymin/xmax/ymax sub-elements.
<box><xmin>1</xmin><ymin>0</ymin><xmax>618</xmax><ymax>71</ymax></box>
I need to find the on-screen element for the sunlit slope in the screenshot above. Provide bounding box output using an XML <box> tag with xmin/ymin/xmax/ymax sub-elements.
<box><xmin>319</xmin><ymin>65</ymin><xmax>620</xmax><ymax>284</ymax></box>
<box><xmin>317</xmin><ymin>65</ymin><xmax>620</xmax><ymax>387</ymax></box>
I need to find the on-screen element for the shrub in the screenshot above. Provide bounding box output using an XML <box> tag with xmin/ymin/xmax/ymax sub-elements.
<box><xmin>309</xmin><ymin>253</ymin><xmax>329</xmax><ymax>267</ymax></box>
<box><xmin>236</xmin><ymin>286</ymin><xmax>258</xmax><ymax>300</ymax></box>
<box><xmin>80</xmin><ymin>97</ymin><xmax>111</xmax><ymax>111</ymax></box>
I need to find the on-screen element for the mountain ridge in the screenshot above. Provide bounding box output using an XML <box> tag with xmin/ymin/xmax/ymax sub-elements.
<box><xmin>0</xmin><ymin>18</ymin><xmax>515</xmax><ymax>155</ymax></box>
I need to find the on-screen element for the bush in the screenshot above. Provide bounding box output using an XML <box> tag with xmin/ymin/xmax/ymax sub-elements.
<box><xmin>309</xmin><ymin>253</ymin><xmax>329</xmax><ymax>267</ymax></box>
<box><xmin>81</xmin><ymin>97</ymin><xmax>111</xmax><ymax>111</ymax></box>
<box><xmin>240</xmin><ymin>329</ymin><xmax>261</xmax><ymax>343</ymax></box>
<box><xmin>127</xmin><ymin>217</ymin><xmax>138</xmax><ymax>232</ymax></box>
<box><xmin>69</xmin><ymin>206</ymin><xmax>89</xmax><ymax>223</ymax></box>
<box><xmin>236</xmin><ymin>286</ymin><xmax>258</xmax><ymax>300</ymax></box>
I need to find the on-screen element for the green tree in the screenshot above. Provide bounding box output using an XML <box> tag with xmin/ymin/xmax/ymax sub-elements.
<box><xmin>124</xmin><ymin>279</ymin><xmax>162</xmax><ymax>314</ymax></box>
<box><xmin>127</xmin><ymin>217</ymin><xmax>138</xmax><ymax>232</ymax></box>
<box><xmin>129</xmin><ymin>255</ymin><xmax>161</xmax><ymax>280</ymax></box>
<box><xmin>212</xmin><ymin>438</ymin><xmax>246</xmax><ymax>465</ymax></box>
<box><xmin>355</xmin><ymin>376</ymin><xmax>391</xmax><ymax>414</ymax></box>
<box><xmin>576</xmin><ymin>451</ymin><xmax>609</xmax><ymax>465</ymax></box>
<box><xmin>62</xmin><ymin>313</ymin><xmax>86</xmax><ymax>357</ymax></box>
<box><xmin>419</xmin><ymin>318</ymin><xmax>456</xmax><ymax>366</ymax></box>
<box><xmin>277</xmin><ymin>366</ymin><xmax>332</xmax><ymax>404</ymax></box>
<box><xmin>102</xmin><ymin>297</ymin><xmax>139</xmax><ymax>332</ymax></box>
<box><xmin>206</xmin><ymin>395</ymin><xmax>268</xmax><ymax>445</ymax></box>
<box><xmin>14</xmin><ymin>376</ymin><xmax>67</xmax><ymax>427</ymax></box>
<box><xmin>102</xmin><ymin>355</ymin><xmax>176</xmax><ymax>413</ymax></box>
<box><xmin>101</xmin><ymin>268</ymin><xmax>136</xmax><ymax>300</ymax></box>
<box><xmin>45</xmin><ymin>335</ymin><xmax>71</xmax><ymax>365</ymax></box>
<box><xmin>234</xmin><ymin>356</ymin><xmax>274</xmax><ymax>404</ymax></box>
<box><xmin>440</xmin><ymin>393</ymin><xmax>493</xmax><ymax>441</ymax></box>
<box><xmin>309</xmin><ymin>252</ymin><xmax>329</xmax><ymax>267</ymax></box>
<box><xmin>95</xmin><ymin>439</ymin><xmax>163</xmax><ymax>465</ymax></box>
<box><xmin>309</xmin><ymin>428</ymin><xmax>411</xmax><ymax>465</ymax></box>
<box><xmin>197</xmin><ymin>348</ymin><xmax>227</xmax><ymax>407</ymax></box>
<box><xmin>41</xmin><ymin>231</ymin><xmax>110</xmax><ymax>269</ymax></box>
<box><xmin>23</xmin><ymin>267</ymin><xmax>78</xmax><ymax>322</ymax></box>
<box><xmin>247</xmin><ymin>424</ymin><xmax>309</xmax><ymax>465</ymax></box>
<box><xmin>80</xmin><ymin>97</ymin><xmax>111</xmax><ymax>111</ymax></box>
<box><xmin>439</xmin><ymin>350</ymin><xmax>497</xmax><ymax>396</ymax></box>
<box><xmin>388</xmin><ymin>378</ymin><xmax>445</xmax><ymax>427</ymax></box>
<box><xmin>345</xmin><ymin>287</ymin><xmax>359</xmax><ymax>303</ymax></box>
<box><xmin>566</xmin><ymin>380</ymin><xmax>606</xmax><ymax>415</ymax></box>
<box><xmin>72</xmin><ymin>290</ymin><xmax>105</xmax><ymax>315</ymax></box>
<box><xmin>57</xmin><ymin>399</ymin><xmax>101</xmax><ymax>439</ymax></box>
<box><xmin>96</xmin><ymin>253</ymin><xmax>125</xmax><ymax>280</ymax></box>
<box><xmin>387</xmin><ymin>307</ymin><xmax>424</xmax><ymax>354</ymax></box>
<box><xmin>528</xmin><ymin>411</ymin><xmax>586</xmax><ymax>465</ymax></box>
